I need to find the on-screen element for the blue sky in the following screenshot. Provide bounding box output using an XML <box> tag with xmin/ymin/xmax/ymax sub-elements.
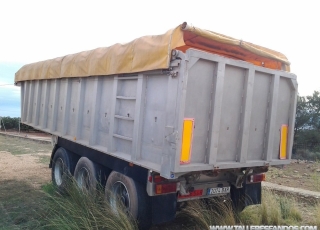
<box><xmin>0</xmin><ymin>63</ymin><xmax>24</xmax><ymax>117</ymax></box>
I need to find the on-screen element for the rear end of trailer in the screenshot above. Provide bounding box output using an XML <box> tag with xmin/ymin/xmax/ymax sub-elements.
<box><xmin>142</xmin><ymin>47</ymin><xmax>297</xmax><ymax>209</ymax></box>
<box><xmin>15</xmin><ymin>22</ymin><xmax>297</xmax><ymax>227</ymax></box>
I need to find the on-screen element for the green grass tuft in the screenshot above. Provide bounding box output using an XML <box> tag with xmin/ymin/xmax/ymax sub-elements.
<box><xmin>177</xmin><ymin>196</ymin><xmax>237</xmax><ymax>229</ymax></box>
<box><xmin>312</xmin><ymin>203</ymin><xmax>320</xmax><ymax>228</ymax></box>
<box><xmin>40</xmin><ymin>178</ymin><xmax>138</xmax><ymax>230</ymax></box>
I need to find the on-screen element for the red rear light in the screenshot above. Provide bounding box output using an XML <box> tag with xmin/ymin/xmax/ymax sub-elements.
<box><xmin>148</xmin><ymin>174</ymin><xmax>167</xmax><ymax>183</ymax></box>
<box><xmin>155</xmin><ymin>183</ymin><xmax>177</xmax><ymax>194</ymax></box>
<box><xmin>153</xmin><ymin>175</ymin><xmax>166</xmax><ymax>183</ymax></box>
<box><xmin>250</xmin><ymin>173</ymin><xmax>266</xmax><ymax>183</ymax></box>
<box><xmin>178</xmin><ymin>189</ymin><xmax>203</xmax><ymax>199</ymax></box>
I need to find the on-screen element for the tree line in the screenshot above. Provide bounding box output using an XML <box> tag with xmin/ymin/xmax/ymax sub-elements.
<box><xmin>0</xmin><ymin>117</ymin><xmax>35</xmax><ymax>132</ymax></box>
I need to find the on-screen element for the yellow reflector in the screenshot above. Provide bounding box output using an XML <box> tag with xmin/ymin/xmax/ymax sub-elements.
<box><xmin>280</xmin><ymin>125</ymin><xmax>288</xmax><ymax>160</ymax></box>
<box><xmin>180</xmin><ymin>118</ymin><xmax>194</xmax><ymax>164</ymax></box>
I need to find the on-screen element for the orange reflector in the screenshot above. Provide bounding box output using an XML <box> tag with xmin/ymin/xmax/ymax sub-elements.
<box><xmin>250</xmin><ymin>173</ymin><xmax>266</xmax><ymax>183</ymax></box>
<box><xmin>156</xmin><ymin>184</ymin><xmax>162</xmax><ymax>194</ymax></box>
<box><xmin>155</xmin><ymin>183</ymin><xmax>177</xmax><ymax>194</ymax></box>
<box><xmin>280</xmin><ymin>125</ymin><xmax>288</xmax><ymax>160</ymax></box>
<box><xmin>180</xmin><ymin>118</ymin><xmax>194</xmax><ymax>164</ymax></box>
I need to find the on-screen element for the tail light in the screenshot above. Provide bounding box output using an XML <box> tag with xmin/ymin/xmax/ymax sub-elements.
<box><xmin>250</xmin><ymin>173</ymin><xmax>266</xmax><ymax>183</ymax></box>
<box><xmin>155</xmin><ymin>183</ymin><xmax>177</xmax><ymax>194</ymax></box>
<box><xmin>148</xmin><ymin>175</ymin><xmax>166</xmax><ymax>183</ymax></box>
<box><xmin>149</xmin><ymin>174</ymin><xmax>178</xmax><ymax>195</ymax></box>
<box><xmin>178</xmin><ymin>189</ymin><xmax>203</xmax><ymax>199</ymax></box>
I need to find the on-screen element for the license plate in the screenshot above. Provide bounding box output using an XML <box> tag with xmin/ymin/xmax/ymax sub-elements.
<box><xmin>207</xmin><ymin>186</ymin><xmax>230</xmax><ymax>195</ymax></box>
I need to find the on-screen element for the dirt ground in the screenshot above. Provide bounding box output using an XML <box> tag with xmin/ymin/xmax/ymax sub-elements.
<box><xmin>0</xmin><ymin>134</ymin><xmax>52</xmax><ymax>184</ymax></box>
<box><xmin>0</xmin><ymin>135</ymin><xmax>52</xmax><ymax>229</ymax></box>
<box><xmin>266</xmin><ymin>160</ymin><xmax>320</xmax><ymax>192</ymax></box>
<box><xmin>0</xmin><ymin>151</ymin><xmax>50</xmax><ymax>188</ymax></box>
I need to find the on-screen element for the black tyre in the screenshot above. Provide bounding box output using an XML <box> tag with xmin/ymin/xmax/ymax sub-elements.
<box><xmin>51</xmin><ymin>147</ymin><xmax>74</xmax><ymax>193</ymax></box>
<box><xmin>74</xmin><ymin>157</ymin><xmax>105</xmax><ymax>194</ymax></box>
<box><xmin>105</xmin><ymin>171</ymin><xmax>151</xmax><ymax>229</ymax></box>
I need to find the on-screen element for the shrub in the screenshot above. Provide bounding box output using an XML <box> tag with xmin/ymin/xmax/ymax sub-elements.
<box><xmin>0</xmin><ymin>116</ymin><xmax>37</xmax><ymax>132</ymax></box>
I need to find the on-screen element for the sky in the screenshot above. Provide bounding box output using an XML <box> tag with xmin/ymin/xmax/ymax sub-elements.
<box><xmin>0</xmin><ymin>0</ymin><xmax>319</xmax><ymax>117</ymax></box>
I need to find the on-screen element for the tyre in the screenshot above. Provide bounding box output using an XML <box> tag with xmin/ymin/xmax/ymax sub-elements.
<box><xmin>51</xmin><ymin>147</ymin><xmax>74</xmax><ymax>193</ymax></box>
<box><xmin>105</xmin><ymin>171</ymin><xmax>151</xmax><ymax>229</ymax></box>
<box><xmin>74</xmin><ymin>157</ymin><xmax>105</xmax><ymax>194</ymax></box>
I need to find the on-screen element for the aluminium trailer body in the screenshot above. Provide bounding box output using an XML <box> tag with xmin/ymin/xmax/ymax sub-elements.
<box><xmin>15</xmin><ymin>22</ymin><xmax>297</xmax><ymax>226</ymax></box>
<box><xmin>18</xmin><ymin>48</ymin><xmax>297</xmax><ymax>177</ymax></box>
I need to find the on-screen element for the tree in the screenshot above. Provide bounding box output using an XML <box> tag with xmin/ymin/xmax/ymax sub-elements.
<box><xmin>0</xmin><ymin>117</ymin><xmax>19</xmax><ymax>130</ymax></box>
<box><xmin>294</xmin><ymin>95</ymin><xmax>311</xmax><ymax>140</ymax></box>
<box><xmin>0</xmin><ymin>117</ymin><xmax>35</xmax><ymax>132</ymax></box>
<box><xmin>306</xmin><ymin>90</ymin><xmax>320</xmax><ymax>130</ymax></box>
<box><xmin>294</xmin><ymin>91</ymin><xmax>320</xmax><ymax>151</ymax></box>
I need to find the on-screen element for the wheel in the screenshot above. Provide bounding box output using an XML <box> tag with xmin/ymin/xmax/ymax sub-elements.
<box><xmin>74</xmin><ymin>157</ymin><xmax>105</xmax><ymax>194</ymax></box>
<box><xmin>105</xmin><ymin>172</ymin><xmax>138</xmax><ymax>216</ymax></box>
<box><xmin>51</xmin><ymin>147</ymin><xmax>74</xmax><ymax>193</ymax></box>
<box><xmin>105</xmin><ymin>171</ymin><xmax>152</xmax><ymax>229</ymax></box>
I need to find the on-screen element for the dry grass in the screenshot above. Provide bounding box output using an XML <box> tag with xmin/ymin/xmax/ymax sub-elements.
<box><xmin>177</xmin><ymin>196</ymin><xmax>237</xmax><ymax>229</ymax></box>
<box><xmin>41</xmin><ymin>180</ymin><xmax>138</xmax><ymax>230</ymax></box>
<box><xmin>311</xmin><ymin>172</ymin><xmax>320</xmax><ymax>191</ymax></box>
<box><xmin>178</xmin><ymin>189</ymin><xmax>304</xmax><ymax>229</ymax></box>
<box><xmin>0</xmin><ymin>135</ymin><xmax>52</xmax><ymax>155</ymax></box>
<box><xmin>311</xmin><ymin>203</ymin><xmax>320</xmax><ymax>228</ymax></box>
<box><xmin>0</xmin><ymin>179</ymin><xmax>138</xmax><ymax>230</ymax></box>
<box><xmin>243</xmin><ymin>189</ymin><xmax>302</xmax><ymax>225</ymax></box>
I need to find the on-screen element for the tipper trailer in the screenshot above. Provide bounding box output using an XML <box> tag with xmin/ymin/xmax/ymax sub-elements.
<box><xmin>15</xmin><ymin>22</ymin><xmax>297</xmax><ymax>228</ymax></box>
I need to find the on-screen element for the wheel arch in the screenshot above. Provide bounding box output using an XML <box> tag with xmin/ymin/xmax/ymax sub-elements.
<box><xmin>50</xmin><ymin>145</ymin><xmax>80</xmax><ymax>176</ymax></box>
<box><xmin>56</xmin><ymin>137</ymin><xmax>149</xmax><ymax>185</ymax></box>
<box><xmin>49</xmin><ymin>144</ymin><xmax>60</xmax><ymax>169</ymax></box>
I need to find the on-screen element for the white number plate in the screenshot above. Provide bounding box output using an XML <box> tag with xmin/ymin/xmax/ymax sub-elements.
<box><xmin>207</xmin><ymin>186</ymin><xmax>230</xmax><ymax>195</ymax></box>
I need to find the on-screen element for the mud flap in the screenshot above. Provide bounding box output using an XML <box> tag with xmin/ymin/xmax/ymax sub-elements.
<box><xmin>230</xmin><ymin>182</ymin><xmax>261</xmax><ymax>211</ymax></box>
<box><xmin>152</xmin><ymin>193</ymin><xmax>177</xmax><ymax>225</ymax></box>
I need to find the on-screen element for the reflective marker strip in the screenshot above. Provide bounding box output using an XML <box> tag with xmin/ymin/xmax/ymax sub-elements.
<box><xmin>180</xmin><ymin>118</ymin><xmax>194</xmax><ymax>164</ymax></box>
<box><xmin>280</xmin><ymin>124</ymin><xmax>288</xmax><ymax>160</ymax></box>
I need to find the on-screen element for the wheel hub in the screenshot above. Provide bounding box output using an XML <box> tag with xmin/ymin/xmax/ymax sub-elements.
<box><xmin>77</xmin><ymin>167</ymin><xmax>90</xmax><ymax>191</ymax></box>
<box><xmin>112</xmin><ymin>181</ymin><xmax>130</xmax><ymax>211</ymax></box>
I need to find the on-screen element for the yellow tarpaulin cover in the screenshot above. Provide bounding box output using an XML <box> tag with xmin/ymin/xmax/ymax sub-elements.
<box><xmin>15</xmin><ymin>22</ymin><xmax>290</xmax><ymax>83</ymax></box>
